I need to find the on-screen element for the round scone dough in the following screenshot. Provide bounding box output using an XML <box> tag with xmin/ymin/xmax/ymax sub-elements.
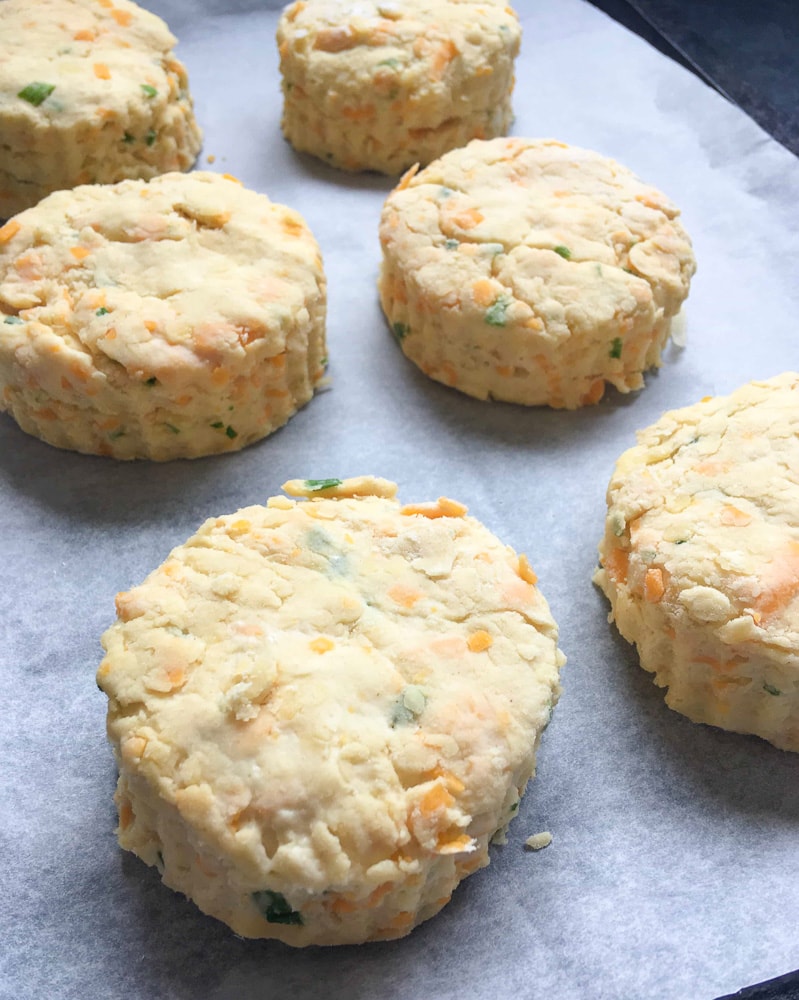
<box><xmin>594</xmin><ymin>373</ymin><xmax>799</xmax><ymax>751</ymax></box>
<box><xmin>378</xmin><ymin>137</ymin><xmax>696</xmax><ymax>408</ymax></box>
<box><xmin>0</xmin><ymin>172</ymin><xmax>327</xmax><ymax>460</ymax></box>
<box><xmin>276</xmin><ymin>0</ymin><xmax>521</xmax><ymax>174</ymax></box>
<box><xmin>0</xmin><ymin>0</ymin><xmax>202</xmax><ymax>218</ymax></box>
<box><xmin>97</xmin><ymin>477</ymin><xmax>564</xmax><ymax>945</ymax></box>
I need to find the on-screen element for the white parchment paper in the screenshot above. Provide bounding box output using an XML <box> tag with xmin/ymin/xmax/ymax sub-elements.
<box><xmin>2</xmin><ymin>2</ymin><xmax>798</xmax><ymax>998</ymax></box>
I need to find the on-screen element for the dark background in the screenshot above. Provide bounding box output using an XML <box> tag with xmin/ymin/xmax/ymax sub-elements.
<box><xmin>588</xmin><ymin>0</ymin><xmax>799</xmax><ymax>156</ymax></box>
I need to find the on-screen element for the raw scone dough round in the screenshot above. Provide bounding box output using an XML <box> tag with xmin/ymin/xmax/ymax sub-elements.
<box><xmin>0</xmin><ymin>0</ymin><xmax>202</xmax><ymax>218</ymax></box>
<box><xmin>97</xmin><ymin>476</ymin><xmax>564</xmax><ymax>945</ymax></box>
<box><xmin>594</xmin><ymin>373</ymin><xmax>799</xmax><ymax>751</ymax></box>
<box><xmin>0</xmin><ymin>171</ymin><xmax>327</xmax><ymax>460</ymax></box>
<box><xmin>378</xmin><ymin>137</ymin><xmax>696</xmax><ymax>408</ymax></box>
<box><xmin>276</xmin><ymin>0</ymin><xmax>521</xmax><ymax>174</ymax></box>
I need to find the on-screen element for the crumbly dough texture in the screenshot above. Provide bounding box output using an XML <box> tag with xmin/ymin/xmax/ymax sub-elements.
<box><xmin>0</xmin><ymin>171</ymin><xmax>327</xmax><ymax>460</ymax></box>
<box><xmin>98</xmin><ymin>477</ymin><xmax>564</xmax><ymax>945</ymax></box>
<box><xmin>0</xmin><ymin>0</ymin><xmax>202</xmax><ymax>217</ymax></box>
<box><xmin>276</xmin><ymin>0</ymin><xmax>521</xmax><ymax>174</ymax></box>
<box><xmin>594</xmin><ymin>373</ymin><xmax>799</xmax><ymax>751</ymax></box>
<box><xmin>378</xmin><ymin>137</ymin><xmax>696</xmax><ymax>408</ymax></box>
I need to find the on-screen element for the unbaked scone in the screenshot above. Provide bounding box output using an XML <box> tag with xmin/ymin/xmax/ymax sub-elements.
<box><xmin>379</xmin><ymin>137</ymin><xmax>696</xmax><ymax>408</ymax></box>
<box><xmin>594</xmin><ymin>373</ymin><xmax>799</xmax><ymax>751</ymax></box>
<box><xmin>97</xmin><ymin>476</ymin><xmax>564</xmax><ymax>945</ymax></box>
<box><xmin>276</xmin><ymin>0</ymin><xmax>521</xmax><ymax>174</ymax></box>
<box><xmin>0</xmin><ymin>0</ymin><xmax>202</xmax><ymax>218</ymax></box>
<box><xmin>0</xmin><ymin>172</ymin><xmax>326</xmax><ymax>460</ymax></box>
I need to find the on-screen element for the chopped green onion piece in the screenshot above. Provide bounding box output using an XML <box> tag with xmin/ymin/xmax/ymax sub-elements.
<box><xmin>210</xmin><ymin>421</ymin><xmax>224</xmax><ymax>429</ymax></box>
<box><xmin>444</xmin><ymin>239</ymin><xmax>459</xmax><ymax>250</ymax></box>
<box><xmin>303</xmin><ymin>478</ymin><xmax>343</xmax><ymax>491</ymax></box>
<box><xmin>145</xmin><ymin>376</ymin><xmax>158</xmax><ymax>386</ymax></box>
<box><xmin>510</xmin><ymin>802</ymin><xmax>519</xmax><ymax>813</ymax></box>
<box><xmin>609</xmin><ymin>337</ymin><xmax>623</xmax><ymax>359</ymax></box>
<box><xmin>320</xmin><ymin>355</ymin><xmax>328</xmax><ymax>366</ymax></box>
<box><xmin>3</xmin><ymin>316</ymin><xmax>24</xmax><ymax>325</ymax></box>
<box><xmin>763</xmin><ymin>683</ymin><xmax>781</xmax><ymax>696</ymax></box>
<box><xmin>623</xmin><ymin>267</ymin><xmax>636</xmax><ymax>275</ymax></box>
<box><xmin>122</xmin><ymin>132</ymin><xmax>135</xmax><ymax>144</ymax></box>
<box><xmin>390</xmin><ymin>685</ymin><xmax>427</xmax><ymax>727</ymax></box>
<box><xmin>439</xmin><ymin>186</ymin><xmax>454</xmax><ymax>198</ymax></box>
<box><xmin>18</xmin><ymin>82</ymin><xmax>56</xmax><ymax>106</ymax></box>
<box><xmin>225</xmin><ymin>425</ymin><xmax>237</xmax><ymax>439</ymax></box>
<box><xmin>145</xmin><ymin>129</ymin><xmax>156</xmax><ymax>146</ymax></box>
<box><xmin>553</xmin><ymin>245</ymin><xmax>572</xmax><ymax>259</ymax></box>
<box><xmin>164</xmin><ymin>423</ymin><xmax>180</xmax><ymax>434</ymax></box>
<box><xmin>252</xmin><ymin>890</ymin><xmax>303</xmax><ymax>926</ymax></box>
<box><xmin>141</xmin><ymin>84</ymin><xmax>157</xmax><ymax>98</ymax></box>
<box><xmin>392</xmin><ymin>321</ymin><xmax>409</xmax><ymax>341</ymax></box>
<box><xmin>109</xmin><ymin>429</ymin><xmax>126</xmax><ymax>440</ymax></box>
<box><xmin>377</xmin><ymin>58</ymin><xmax>400</xmax><ymax>68</ymax></box>
<box><xmin>485</xmin><ymin>294</ymin><xmax>512</xmax><ymax>327</ymax></box>
<box><xmin>96</xmin><ymin>307</ymin><xmax>110</xmax><ymax>316</ymax></box>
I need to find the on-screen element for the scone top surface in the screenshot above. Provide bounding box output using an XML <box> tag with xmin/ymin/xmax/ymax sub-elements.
<box><xmin>277</xmin><ymin>0</ymin><xmax>521</xmax><ymax>173</ymax></box>
<box><xmin>98</xmin><ymin>477</ymin><xmax>563</xmax><ymax>944</ymax></box>
<box><xmin>0</xmin><ymin>172</ymin><xmax>326</xmax><ymax>460</ymax></box>
<box><xmin>595</xmin><ymin>373</ymin><xmax>799</xmax><ymax>750</ymax></box>
<box><xmin>379</xmin><ymin>138</ymin><xmax>696</xmax><ymax>408</ymax></box>
<box><xmin>0</xmin><ymin>0</ymin><xmax>201</xmax><ymax>215</ymax></box>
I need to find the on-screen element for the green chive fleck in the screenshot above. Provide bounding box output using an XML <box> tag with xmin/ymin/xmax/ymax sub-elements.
<box><xmin>164</xmin><ymin>423</ymin><xmax>180</xmax><ymax>434</ymax></box>
<box><xmin>763</xmin><ymin>683</ymin><xmax>782</xmax><ymax>696</ymax></box>
<box><xmin>4</xmin><ymin>316</ymin><xmax>24</xmax><ymax>325</ymax></box>
<box><xmin>252</xmin><ymin>890</ymin><xmax>303</xmax><ymax>926</ymax></box>
<box><xmin>109</xmin><ymin>429</ymin><xmax>126</xmax><ymax>440</ymax></box>
<box><xmin>303</xmin><ymin>478</ymin><xmax>343</xmax><ymax>492</ymax></box>
<box><xmin>145</xmin><ymin>129</ymin><xmax>156</xmax><ymax>146</ymax></box>
<box><xmin>96</xmin><ymin>307</ymin><xmax>110</xmax><ymax>316</ymax></box>
<box><xmin>141</xmin><ymin>84</ymin><xmax>157</xmax><ymax>98</ymax></box>
<box><xmin>225</xmin><ymin>425</ymin><xmax>237</xmax><ymax>439</ymax></box>
<box><xmin>210</xmin><ymin>421</ymin><xmax>224</xmax><ymax>429</ymax></box>
<box><xmin>485</xmin><ymin>294</ymin><xmax>512</xmax><ymax>327</ymax></box>
<box><xmin>439</xmin><ymin>186</ymin><xmax>454</xmax><ymax>198</ymax></box>
<box><xmin>320</xmin><ymin>355</ymin><xmax>329</xmax><ymax>366</ymax></box>
<box><xmin>510</xmin><ymin>802</ymin><xmax>519</xmax><ymax>813</ymax></box>
<box><xmin>390</xmin><ymin>685</ymin><xmax>427</xmax><ymax>727</ymax></box>
<box><xmin>145</xmin><ymin>376</ymin><xmax>158</xmax><ymax>386</ymax></box>
<box><xmin>122</xmin><ymin>132</ymin><xmax>135</xmax><ymax>144</ymax></box>
<box><xmin>623</xmin><ymin>267</ymin><xmax>636</xmax><ymax>275</ymax></box>
<box><xmin>553</xmin><ymin>245</ymin><xmax>572</xmax><ymax>259</ymax></box>
<box><xmin>377</xmin><ymin>58</ymin><xmax>400</xmax><ymax>69</ymax></box>
<box><xmin>444</xmin><ymin>239</ymin><xmax>459</xmax><ymax>250</ymax></box>
<box><xmin>392</xmin><ymin>321</ymin><xmax>409</xmax><ymax>341</ymax></box>
<box><xmin>18</xmin><ymin>82</ymin><xmax>56</xmax><ymax>106</ymax></box>
<box><xmin>609</xmin><ymin>337</ymin><xmax>623</xmax><ymax>359</ymax></box>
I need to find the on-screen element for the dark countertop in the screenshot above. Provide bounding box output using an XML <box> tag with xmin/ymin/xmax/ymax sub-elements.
<box><xmin>588</xmin><ymin>0</ymin><xmax>799</xmax><ymax>156</ymax></box>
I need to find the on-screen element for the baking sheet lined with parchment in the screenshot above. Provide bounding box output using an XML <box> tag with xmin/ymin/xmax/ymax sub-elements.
<box><xmin>2</xmin><ymin>2</ymin><xmax>799</xmax><ymax>998</ymax></box>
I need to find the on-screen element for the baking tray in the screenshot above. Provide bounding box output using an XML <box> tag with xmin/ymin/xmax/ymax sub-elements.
<box><xmin>2</xmin><ymin>1</ymin><xmax>798</xmax><ymax>997</ymax></box>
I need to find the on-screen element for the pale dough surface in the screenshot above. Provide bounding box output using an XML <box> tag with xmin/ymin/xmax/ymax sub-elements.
<box><xmin>98</xmin><ymin>477</ymin><xmax>564</xmax><ymax>945</ymax></box>
<box><xmin>379</xmin><ymin>137</ymin><xmax>696</xmax><ymax>408</ymax></box>
<box><xmin>595</xmin><ymin>373</ymin><xmax>799</xmax><ymax>751</ymax></box>
<box><xmin>0</xmin><ymin>0</ymin><xmax>202</xmax><ymax>217</ymax></box>
<box><xmin>0</xmin><ymin>171</ymin><xmax>326</xmax><ymax>460</ymax></box>
<box><xmin>277</xmin><ymin>0</ymin><xmax>521</xmax><ymax>174</ymax></box>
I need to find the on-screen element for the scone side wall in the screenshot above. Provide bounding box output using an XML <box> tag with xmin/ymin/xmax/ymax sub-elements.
<box><xmin>97</xmin><ymin>483</ymin><xmax>565</xmax><ymax>943</ymax></box>
<box><xmin>276</xmin><ymin>0</ymin><xmax>521</xmax><ymax>174</ymax></box>
<box><xmin>0</xmin><ymin>0</ymin><xmax>202</xmax><ymax>217</ymax></box>
<box><xmin>0</xmin><ymin>172</ymin><xmax>327</xmax><ymax>460</ymax></box>
<box><xmin>595</xmin><ymin>373</ymin><xmax>799</xmax><ymax>751</ymax></box>
<box><xmin>378</xmin><ymin>137</ymin><xmax>696</xmax><ymax>408</ymax></box>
